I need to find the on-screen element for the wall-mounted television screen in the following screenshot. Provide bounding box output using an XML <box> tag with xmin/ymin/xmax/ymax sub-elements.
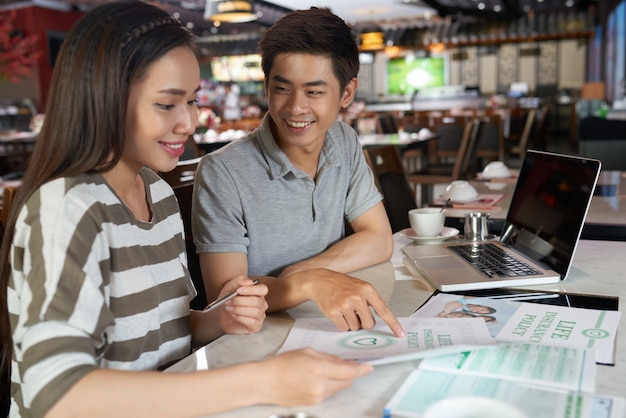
<box><xmin>210</xmin><ymin>54</ymin><xmax>264</xmax><ymax>82</ymax></box>
<box><xmin>387</xmin><ymin>56</ymin><xmax>445</xmax><ymax>95</ymax></box>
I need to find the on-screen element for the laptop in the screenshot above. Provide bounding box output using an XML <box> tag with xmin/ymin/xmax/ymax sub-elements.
<box><xmin>402</xmin><ymin>150</ymin><xmax>602</xmax><ymax>292</ymax></box>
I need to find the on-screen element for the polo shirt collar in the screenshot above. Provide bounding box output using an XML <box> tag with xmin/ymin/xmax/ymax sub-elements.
<box><xmin>256</xmin><ymin>113</ymin><xmax>342</xmax><ymax>180</ymax></box>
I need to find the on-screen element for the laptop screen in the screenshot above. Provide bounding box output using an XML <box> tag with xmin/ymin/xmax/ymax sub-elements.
<box><xmin>501</xmin><ymin>150</ymin><xmax>601</xmax><ymax>277</ymax></box>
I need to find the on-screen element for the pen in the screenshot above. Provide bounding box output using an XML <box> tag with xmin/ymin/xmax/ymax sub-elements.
<box><xmin>202</xmin><ymin>278</ymin><xmax>260</xmax><ymax>313</ymax></box>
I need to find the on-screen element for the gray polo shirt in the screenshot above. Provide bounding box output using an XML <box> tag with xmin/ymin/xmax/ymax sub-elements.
<box><xmin>192</xmin><ymin>114</ymin><xmax>382</xmax><ymax>277</ymax></box>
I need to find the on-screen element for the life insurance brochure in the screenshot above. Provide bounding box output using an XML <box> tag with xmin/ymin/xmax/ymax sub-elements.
<box><xmin>411</xmin><ymin>292</ymin><xmax>622</xmax><ymax>365</ymax></box>
<box><xmin>384</xmin><ymin>370</ymin><xmax>624</xmax><ymax>418</ymax></box>
<box><xmin>276</xmin><ymin>316</ymin><xmax>495</xmax><ymax>364</ymax></box>
<box><xmin>384</xmin><ymin>343</ymin><xmax>607</xmax><ymax>418</ymax></box>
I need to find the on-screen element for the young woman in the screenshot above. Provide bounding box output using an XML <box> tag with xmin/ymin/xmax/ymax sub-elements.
<box><xmin>0</xmin><ymin>2</ymin><xmax>372</xmax><ymax>417</ymax></box>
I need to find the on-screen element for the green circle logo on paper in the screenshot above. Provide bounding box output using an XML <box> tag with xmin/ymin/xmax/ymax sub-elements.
<box><xmin>582</xmin><ymin>328</ymin><xmax>611</xmax><ymax>339</ymax></box>
<box><xmin>337</xmin><ymin>332</ymin><xmax>396</xmax><ymax>350</ymax></box>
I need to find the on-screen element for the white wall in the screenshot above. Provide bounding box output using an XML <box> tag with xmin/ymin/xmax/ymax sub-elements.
<box><xmin>478</xmin><ymin>53</ymin><xmax>498</xmax><ymax>95</ymax></box>
<box><xmin>558</xmin><ymin>39</ymin><xmax>587</xmax><ymax>90</ymax></box>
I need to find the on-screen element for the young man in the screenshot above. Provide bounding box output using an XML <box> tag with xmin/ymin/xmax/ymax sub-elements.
<box><xmin>192</xmin><ymin>8</ymin><xmax>405</xmax><ymax>338</ymax></box>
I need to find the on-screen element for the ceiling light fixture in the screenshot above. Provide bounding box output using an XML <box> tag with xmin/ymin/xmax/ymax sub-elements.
<box><xmin>359</xmin><ymin>28</ymin><xmax>385</xmax><ymax>52</ymax></box>
<box><xmin>204</xmin><ymin>0</ymin><xmax>257</xmax><ymax>23</ymax></box>
<box><xmin>429</xmin><ymin>42</ymin><xmax>445</xmax><ymax>54</ymax></box>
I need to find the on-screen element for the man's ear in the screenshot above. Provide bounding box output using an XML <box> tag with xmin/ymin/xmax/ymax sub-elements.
<box><xmin>340</xmin><ymin>78</ymin><xmax>358</xmax><ymax>108</ymax></box>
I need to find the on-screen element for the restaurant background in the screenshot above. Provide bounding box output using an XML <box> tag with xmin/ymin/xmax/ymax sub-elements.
<box><xmin>0</xmin><ymin>1</ymin><xmax>626</xmax><ymax>110</ymax></box>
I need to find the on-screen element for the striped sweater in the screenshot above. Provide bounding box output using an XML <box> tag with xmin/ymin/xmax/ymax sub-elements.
<box><xmin>8</xmin><ymin>168</ymin><xmax>195</xmax><ymax>417</ymax></box>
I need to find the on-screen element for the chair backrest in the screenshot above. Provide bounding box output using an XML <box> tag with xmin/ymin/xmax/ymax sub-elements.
<box><xmin>427</xmin><ymin>115</ymin><xmax>470</xmax><ymax>164</ymax></box>
<box><xmin>1</xmin><ymin>186</ymin><xmax>18</xmax><ymax>227</ymax></box>
<box><xmin>160</xmin><ymin>158</ymin><xmax>206</xmax><ymax>309</ymax></box>
<box><xmin>171</xmin><ymin>181</ymin><xmax>206</xmax><ymax>310</ymax></box>
<box><xmin>376</xmin><ymin>113</ymin><xmax>399</xmax><ymax>134</ymax></box>
<box><xmin>515</xmin><ymin>107</ymin><xmax>538</xmax><ymax>161</ymax></box>
<box><xmin>159</xmin><ymin>157</ymin><xmax>201</xmax><ymax>187</ymax></box>
<box><xmin>181</xmin><ymin>135</ymin><xmax>203</xmax><ymax>159</ymax></box>
<box><xmin>532</xmin><ymin>105</ymin><xmax>550</xmax><ymax>149</ymax></box>
<box><xmin>506</xmin><ymin>107</ymin><xmax>526</xmax><ymax>141</ymax></box>
<box><xmin>476</xmin><ymin>113</ymin><xmax>505</xmax><ymax>162</ymax></box>
<box><xmin>452</xmin><ymin>118</ymin><xmax>482</xmax><ymax>180</ymax></box>
<box><xmin>363</xmin><ymin>146</ymin><xmax>416</xmax><ymax>232</ymax></box>
<box><xmin>429</xmin><ymin>115</ymin><xmax>467</xmax><ymax>150</ymax></box>
<box><xmin>355</xmin><ymin>112</ymin><xmax>379</xmax><ymax>135</ymax></box>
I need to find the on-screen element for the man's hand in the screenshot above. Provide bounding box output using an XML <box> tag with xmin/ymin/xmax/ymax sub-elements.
<box><xmin>295</xmin><ymin>269</ymin><xmax>405</xmax><ymax>338</ymax></box>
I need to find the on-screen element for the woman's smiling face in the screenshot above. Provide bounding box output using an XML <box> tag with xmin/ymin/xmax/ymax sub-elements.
<box><xmin>124</xmin><ymin>45</ymin><xmax>200</xmax><ymax>174</ymax></box>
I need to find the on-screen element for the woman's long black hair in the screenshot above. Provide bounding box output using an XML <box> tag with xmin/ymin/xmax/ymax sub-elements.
<box><xmin>0</xmin><ymin>2</ymin><xmax>196</xmax><ymax>414</ymax></box>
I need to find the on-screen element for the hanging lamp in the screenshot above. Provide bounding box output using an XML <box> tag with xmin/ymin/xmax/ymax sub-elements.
<box><xmin>204</xmin><ymin>0</ymin><xmax>257</xmax><ymax>23</ymax></box>
<box><xmin>359</xmin><ymin>27</ymin><xmax>385</xmax><ymax>51</ymax></box>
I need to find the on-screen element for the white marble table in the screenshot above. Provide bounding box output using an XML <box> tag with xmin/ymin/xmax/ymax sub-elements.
<box><xmin>166</xmin><ymin>237</ymin><xmax>626</xmax><ymax>418</ymax></box>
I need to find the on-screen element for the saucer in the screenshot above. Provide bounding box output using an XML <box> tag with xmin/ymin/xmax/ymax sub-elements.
<box><xmin>448</xmin><ymin>195</ymin><xmax>479</xmax><ymax>203</ymax></box>
<box><xmin>460</xmin><ymin>234</ymin><xmax>498</xmax><ymax>241</ymax></box>
<box><xmin>484</xmin><ymin>182</ymin><xmax>507</xmax><ymax>191</ymax></box>
<box><xmin>399</xmin><ymin>227</ymin><xmax>460</xmax><ymax>244</ymax></box>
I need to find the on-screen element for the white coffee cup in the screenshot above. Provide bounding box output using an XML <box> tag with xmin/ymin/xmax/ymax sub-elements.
<box><xmin>408</xmin><ymin>208</ymin><xmax>445</xmax><ymax>237</ymax></box>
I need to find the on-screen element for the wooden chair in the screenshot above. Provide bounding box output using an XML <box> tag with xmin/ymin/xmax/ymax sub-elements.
<box><xmin>532</xmin><ymin>105</ymin><xmax>551</xmax><ymax>151</ymax></box>
<box><xmin>160</xmin><ymin>158</ymin><xmax>206</xmax><ymax>310</ymax></box>
<box><xmin>363</xmin><ymin>146</ymin><xmax>416</xmax><ymax>233</ymax></box>
<box><xmin>181</xmin><ymin>135</ymin><xmax>203</xmax><ymax>159</ymax></box>
<box><xmin>159</xmin><ymin>157</ymin><xmax>201</xmax><ymax>187</ymax></box>
<box><xmin>506</xmin><ymin>107</ymin><xmax>537</xmax><ymax>167</ymax></box>
<box><xmin>397</xmin><ymin>114</ymin><xmax>420</xmax><ymax>134</ymax></box>
<box><xmin>1</xmin><ymin>186</ymin><xmax>17</xmax><ymax>227</ymax></box>
<box><xmin>376</xmin><ymin>113</ymin><xmax>399</xmax><ymax>134</ymax></box>
<box><xmin>1</xmin><ymin>185</ymin><xmax>19</xmax><ymax>243</ymax></box>
<box><xmin>355</xmin><ymin>112</ymin><xmax>379</xmax><ymax>135</ymax></box>
<box><xmin>171</xmin><ymin>182</ymin><xmax>206</xmax><ymax>310</ymax></box>
<box><xmin>427</xmin><ymin>115</ymin><xmax>471</xmax><ymax>164</ymax></box>
<box><xmin>475</xmin><ymin>113</ymin><xmax>505</xmax><ymax>167</ymax></box>
<box><xmin>397</xmin><ymin>112</ymin><xmax>431</xmax><ymax>174</ymax></box>
<box><xmin>400</xmin><ymin>146</ymin><xmax>424</xmax><ymax>176</ymax></box>
<box><xmin>408</xmin><ymin>118</ymin><xmax>482</xmax><ymax>206</ymax></box>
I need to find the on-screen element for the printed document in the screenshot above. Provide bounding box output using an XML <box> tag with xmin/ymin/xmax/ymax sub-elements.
<box><xmin>383</xmin><ymin>342</ymin><xmax>614</xmax><ymax>418</ymax></box>
<box><xmin>384</xmin><ymin>369</ymin><xmax>624</xmax><ymax>418</ymax></box>
<box><xmin>411</xmin><ymin>292</ymin><xmax>621</xmax><ymax>364</ymax></box>
<box><xmin>277</xmin><ymin>316</ymin><xmax>495</xmax><ymax>363</ymax></box>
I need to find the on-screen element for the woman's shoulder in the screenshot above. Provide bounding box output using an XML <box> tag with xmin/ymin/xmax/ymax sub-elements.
<box><xmin>37</xmin><ymin>174</ymin><xmax>106</xmax><ymax>201</ymax></box>
<box><xmin>14</xmin><ymin>175</ymin><xmax>113</xmax><ymax>237</ymax></box>
<box><xmin>30</xmin><ymin>174</ymin><xmax>111</xmax><ymax>214</ymax></box>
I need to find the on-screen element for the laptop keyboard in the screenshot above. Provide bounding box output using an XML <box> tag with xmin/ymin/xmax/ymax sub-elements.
<box><xmin>449</xmin><ymin>243</ymin><xmax>542</xmax><ymax>278</ymax></box>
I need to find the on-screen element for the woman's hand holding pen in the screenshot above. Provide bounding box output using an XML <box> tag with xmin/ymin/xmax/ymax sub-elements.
<box><xmin>215</xmin><ymin>276</ymin><xmax>268</xmax><ymax>335</ymax></box>
<box><xmin>190</xmin><ymin>277</ymin><xmax>268</xmax><ymax>347</ymax></box>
